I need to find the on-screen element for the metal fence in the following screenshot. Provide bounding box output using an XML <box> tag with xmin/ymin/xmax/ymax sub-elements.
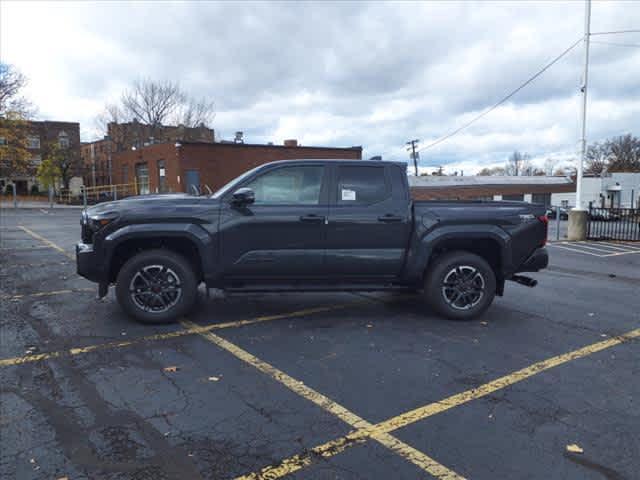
<box><xmin>587</xmin><ymin>207</ymin><xmax>640</xmax><ymax>241</ymax></box>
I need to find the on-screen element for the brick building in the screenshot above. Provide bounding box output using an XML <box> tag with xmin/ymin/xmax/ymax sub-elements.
<box><xmin>1</xmin><ymin>120</ymin><xmax>80</xmax><ymax>195</ymax></box>
<box><xmin>107</xmin><ymin>121</ymin><xmax>214</xmax><ymax>151</ymax></box>
<box><xmin>81</xmin><ymin>121</ymin><xmax>215</xmax><ymax>187</ymax></box>
<box><xmin>409</xmin><ymin>175</ymin><xmax>575</xmax><ymax>206</ymax></box>
<box><xmin>112</xmin><ymin>140</ymin><xmax>362</xmax><ymax>195</ymax></box>
<box><xmin>80</xmin><ymin>137</ymin><xmax>112</xmax><ymax>187</ymax></box>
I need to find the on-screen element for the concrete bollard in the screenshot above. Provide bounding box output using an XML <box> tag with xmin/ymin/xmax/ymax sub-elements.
<box><xmin>567</xmin><ymin>210</ymin><xmax>588</xmax><ymax>241</ymax></box>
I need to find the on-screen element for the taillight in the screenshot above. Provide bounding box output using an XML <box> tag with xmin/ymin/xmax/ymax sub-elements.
<box><xmin>538</xmin><ymin>215</ymin><xmax>548</xmax><ymax>246</ymax></box>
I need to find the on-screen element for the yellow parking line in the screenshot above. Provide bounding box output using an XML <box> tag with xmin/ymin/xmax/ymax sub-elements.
<box><xmin>181</xmin><ymin>320</ymin><xmax>465</xmax><ymax>480</ymax></box>
<box><xmin>18</xmin><ymin>225</ymin><xmax>74</xmax><ymax>260</ymax></box>
<box><xmin>1</xmin><ymin>288</ymin><xmax>95</xmax><ymax>300</ymax></box>
<box><xmin>0</xmin><ymin>303</ymin><xmax>359</xmax><ymax>368</ymax></box>
<box><xmin>236</xmin><ymin>327</ymin><xmax>640</xmax><ymax>480</ymax></box>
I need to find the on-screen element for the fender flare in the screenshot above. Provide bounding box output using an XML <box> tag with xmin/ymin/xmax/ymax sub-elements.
<box><xmin>103</xmin><ymin>223</ymin><xmax>214</xmax><ymax>279</ymax></box>
<box><xmin>403</xmin><ymin>225</ymin><xmax>511</xmax><ymax>283</ymax></box>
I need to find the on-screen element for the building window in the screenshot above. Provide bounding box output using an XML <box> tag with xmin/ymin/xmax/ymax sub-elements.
<box><xmin>27</xmin><ymin>135</ymin><xmax>40</xmax><ymax>149</ymax></box>
<box><xmin>502</xmin><ymin>194</ymin><xmax>525</xmax><ymax>201</ymax></box>
<box><xmin>58</xmin><ymin>131</ymin><xmax>70</xmax><ymax>148</ymax></box>
<box><xmin>0</xmin><ymin>137</ymin><xmax>6</xmax><ymax>145</ymax></box>
<box><xmin>122</xmin><ymin>164</ymin><xmax>129</xmax><ymax>184</ymax></box>
<box><xmin>531</xmin><ymin>193</ymin><xmax>551</xmax><ymax>207</ymax></box>
<box><xmin>135</xmin><ymin>163</ymin><xmax>149</xmax><ymax>195</ymax></box>
<box><xmin>157</xmin><ymin>159</ymin><xmax>167</xmax><ymax>193</ymax></box>
<box><xmin>561</xmin><ymin>200</ymin><xmax>569</xmax><ymax>208</ymax></box>
<box><xmin>31</xmin><ymin>155</ymin><xmax>42</xmax><ymax>166</ymax></box>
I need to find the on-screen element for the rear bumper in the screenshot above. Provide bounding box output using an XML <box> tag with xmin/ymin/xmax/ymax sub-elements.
<box><xmin>516</xmin><ymin>247</ymin><xmax>548</xmax><ymax>273</ymax></box>
<box><xmin>76</xmin><ymin>243</ymin><xmax>106</xmax><ymax>283</ymax></box>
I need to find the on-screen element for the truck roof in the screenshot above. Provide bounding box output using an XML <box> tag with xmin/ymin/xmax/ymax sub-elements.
<box><xmin>266</xmin><ymin>159</ymin><xmax>408</xmax><ymax>168</ymax></box>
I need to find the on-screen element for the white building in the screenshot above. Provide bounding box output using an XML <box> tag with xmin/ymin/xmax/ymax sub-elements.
<box><xmin>551</xmin><ymin>172</ymin><xmax>640</xmax><ymax>209</ymax></box>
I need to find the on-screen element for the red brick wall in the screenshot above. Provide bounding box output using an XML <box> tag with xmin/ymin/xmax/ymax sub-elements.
<box><xmin>113</xmin><ymin>143</ymin><xmax>362</xmax><ymax>194</ymax></box>
<box><xmin>410</xmin><ymin>183</ymin><xmax>576</xmax><ymax>200</ymax></box>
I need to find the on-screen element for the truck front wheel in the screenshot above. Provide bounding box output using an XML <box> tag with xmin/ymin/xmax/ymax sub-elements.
<box><xmin>424</xmin><ymin>251</ymin><xmax>496</xmax><ymax>320</ymax></box>
<box><xmin>115</xmin><ymin>249</ymin><xmax>198</xmax><ymax>324</ymax></box>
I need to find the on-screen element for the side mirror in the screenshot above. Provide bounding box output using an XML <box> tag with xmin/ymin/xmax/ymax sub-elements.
<box><xmin>232</xmin><ymin>187</ymin><xmax>255</xmax><ymax>205</ymax></box>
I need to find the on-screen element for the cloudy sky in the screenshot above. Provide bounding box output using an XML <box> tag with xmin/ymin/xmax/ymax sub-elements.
<box><xmin>2</xmin><ymin>1</ymin><xmax>639</xmax><ymax>173</ymax></box>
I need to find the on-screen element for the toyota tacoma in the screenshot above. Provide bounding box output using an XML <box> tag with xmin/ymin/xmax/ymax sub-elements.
<box><xmin>76</xmin><ymin>160</ymin><xmax>549</xmax><ymax>323</ymax></box>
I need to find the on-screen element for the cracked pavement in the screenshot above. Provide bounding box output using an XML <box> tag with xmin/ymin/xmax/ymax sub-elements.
<box><xmin>1</xmin><ymin>208</ymin><xmax>638</xmax><ymax>479</ymax></box>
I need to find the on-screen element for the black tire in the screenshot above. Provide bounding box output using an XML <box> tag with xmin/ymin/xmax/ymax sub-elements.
<box><xmin>115</xmin><ymin>249</ymin><xmax>198</xmax><ymax>324</ymax></box>
<box><xmin>424</xmin><ymin>250</ymin><xmax>496</xmax><ymax>321</ymax></box>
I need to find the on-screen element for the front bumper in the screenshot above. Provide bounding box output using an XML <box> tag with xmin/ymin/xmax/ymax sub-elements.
<box><xmin>76</xmin><ymin>242</ymin><xmax>106</xmax><ymax>283</ymax></box>
<box><xmin>516</xmin><ymin>247</ymin><xmax>549</xmax><ymax>273</ymax></box>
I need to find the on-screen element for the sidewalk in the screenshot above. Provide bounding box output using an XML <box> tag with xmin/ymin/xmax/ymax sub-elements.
<box><xmin>0</xmin><ymin>201</ymin><xmax>84</xmax><ymax>209</ymax></box>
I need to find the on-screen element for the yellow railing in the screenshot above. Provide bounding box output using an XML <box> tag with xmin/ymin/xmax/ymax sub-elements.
<box><xmin>57</xmin><ymin>181</ymin><xmax>138</xmax><ymax>205</ymax></box>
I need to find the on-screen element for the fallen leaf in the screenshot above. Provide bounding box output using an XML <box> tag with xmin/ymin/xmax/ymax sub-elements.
<box><xmin>208</xmin><ymin>376</ymin><xmax>220</xmax><ymax>382</ymax></box>
<box><xmin>566</xmin><ymin>444</ymin><xmax>584</xmax><ymax>454</ymax></box>
<box><xmin>57</xmin><ymin>477</ymin><xmax>69</xmax><ymax>480</ymax></box>
<box><xmin>588</xmin><ymin>313</ymin><xmax>595</xmax><ymax>317</ymax></box>
<box><xmin>366</xmin><ymin>324</ymin><xmax>373</xmax><ymax>328</ymax></box>
<box><xmin>29</xmin><ymin>459</ymin><xmax>36</xmax><ymax>464</ymax></box>
<box><xmin>163</xmin><ymin>366</ymin><xmax>179</xmax><ymax>373</ymax></box>
<box><xmin>480</xmin><ymin>321</ymin><xmax>488</xmax><ymax>326</ymax></box>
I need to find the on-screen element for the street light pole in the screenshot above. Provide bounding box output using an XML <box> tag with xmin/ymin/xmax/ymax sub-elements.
<box><xmin>576</xmin><ymin>0</ymin><xmax>591</xmax><ymax>211</ymax></box>
<box><xmin>568</xmin><ymin>0</ymin><xmax>591</xmax><ymax>240</ymax></box>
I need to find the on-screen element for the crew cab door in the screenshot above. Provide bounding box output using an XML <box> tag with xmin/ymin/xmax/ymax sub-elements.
<box><xmin>325</xmin><ymin>164</ymin><xmax>412</xmax><ymax>279</ymax></box>
<box><xmin>218</xmin><ymin>164</ymin><xmax>329</xmax><ymax>281</ymax></box>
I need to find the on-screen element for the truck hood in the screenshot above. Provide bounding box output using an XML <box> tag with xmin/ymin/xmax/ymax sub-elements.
<box><xmin>84</xmin><ymin>194</ymin><xmax>220</xmax><ymax>221</ymax></box>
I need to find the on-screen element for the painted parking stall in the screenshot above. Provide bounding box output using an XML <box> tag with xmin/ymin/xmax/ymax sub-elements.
<box><xmin>1</xmin><ymin>208</ymin><xmax>638</xmax><ymax>480</ymax></box>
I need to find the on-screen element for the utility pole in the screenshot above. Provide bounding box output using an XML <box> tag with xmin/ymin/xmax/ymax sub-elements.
<box><xmin>569</xmin><ymin>0</ymin><xmax>591</xmax><ymax>240</ymax></box>
<box><xmin>406</xmin><ymin>139</ymin><xmax>420</xmax><ymax>176</ymax></box>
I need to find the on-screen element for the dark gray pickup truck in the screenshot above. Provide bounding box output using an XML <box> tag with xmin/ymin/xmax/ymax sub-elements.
<box><xmin>77</xmin><ymin>159</ymin><xmax>548</xmax><ymax>323</ymax></box>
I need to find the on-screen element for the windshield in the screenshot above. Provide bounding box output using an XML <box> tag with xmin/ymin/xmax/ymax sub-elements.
<box><xmin>211</xmin><ymin>165</ymin><xmax>264</xmax><ymax>199</ymax></box>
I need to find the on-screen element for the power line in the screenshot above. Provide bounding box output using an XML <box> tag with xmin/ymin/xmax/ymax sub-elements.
<box><xmin>591</xmin><ymin>40</ymin><xmax>640</xmax><ymax>48</ymax></box>
<box><xmin>417</xmin><ymin>37</ymin><xmax>583</xmax><ymax>153</ymax></box>
<box><xmin>591</xmin><ymin>29</ymin><xmax>640</xmax><ymax>36</ymax></box>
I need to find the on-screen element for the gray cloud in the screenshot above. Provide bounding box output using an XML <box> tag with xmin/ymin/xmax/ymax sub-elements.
<box><xmin>2</xmin><ymin>1</ymin><xmax>639</xmax><ymax>172</ymax></box>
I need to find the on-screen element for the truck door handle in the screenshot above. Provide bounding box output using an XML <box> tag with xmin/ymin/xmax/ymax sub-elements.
<box><xmin>300</xmin><ymin>214</ymin><xmax>325</xmax><ymax>223</ymax></box>
<box><xmin>378</xmin><ymin>214</ymin><xmax>403</xmax><ymax>223</ymax></box>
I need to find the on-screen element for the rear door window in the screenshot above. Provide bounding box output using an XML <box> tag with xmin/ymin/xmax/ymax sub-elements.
<box><xmin>336</xmin><ymin>166</ymin><xmax>389</xmax><ymax>205</ymax></box>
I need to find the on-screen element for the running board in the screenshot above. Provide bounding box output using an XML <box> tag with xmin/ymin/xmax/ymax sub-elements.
<box><xmin>223</xmin><ymin>284</ymin><xmax>413</xmax><ymax>294</ymax></box>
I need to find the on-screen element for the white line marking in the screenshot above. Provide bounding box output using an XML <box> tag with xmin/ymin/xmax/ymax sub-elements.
<box><xmin>559</xmin><ymin>242</ymin><xmax>624</xmax><ymax>254</ymax></box>
<box><xmin>548</xmin><ymin>244</ymin><xmax>605</xmax><ymax>257</ymax></box>
<box><xmin>604</xmin><ymin>250</ymin><xmax>640</xmax><ymax>257</ymax></box>
<box><xmin>583</xmin><ymin>241</ymin><xmax>639</xmax><ymax>251</ymax></box>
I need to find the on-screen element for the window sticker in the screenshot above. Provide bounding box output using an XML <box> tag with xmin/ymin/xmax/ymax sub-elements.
<box><xmin>341</xmin><ymin>189</ymin><xmax>356</xmax><ymax>201</ymax></box>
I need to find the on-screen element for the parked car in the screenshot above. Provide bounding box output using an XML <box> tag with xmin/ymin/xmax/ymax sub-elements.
<box><xmin>76</xmin><ymin>160</ymin><xmax>549</xmax><ymax>323</ymax></box>
<box><xmin>589</xmin><ymin>209</ymin><xmax>621</xmax><ymax>221</ymax></box>
<box><xmin>546</xmin><ymin>206</ymin><xmax>568</xmax><ymax>220</ymax></box>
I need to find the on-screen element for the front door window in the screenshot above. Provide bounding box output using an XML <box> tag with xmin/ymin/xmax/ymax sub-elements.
<box><xmin>246</xmin><ymin>166</ymin><xmax>324</xmax><ymax>205</ymax></box>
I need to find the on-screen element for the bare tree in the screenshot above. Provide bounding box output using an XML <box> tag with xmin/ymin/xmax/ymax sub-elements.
<box><xmin>585</xmin><ymin>142</ymin><xmax>609</xmax><ymax>175</ymax></box>
<box><xmin>544</xmin><ymin>158</ymin><xmax>557</xmax><ymax>176</ymax></box>
<box><xmin>95</xmin><ymin>79</ymin><xmax>215</xmax><ymax>141</ymax></box>
<box><xmin>0</xmin><ymin>64</ymin><xmax>34</xmax><ymax>117</ymax></box>
<box><xmin>477</xmin><ymin>166</ymin><xmax>506</xmax><ymax>176</ymax></box>
<box><xmin>607</xmin><ymin>134</ymin><xmax>640</xmax><ymax>172</ymax></box>
<box><xmin>174</xmin><ymin>97</ymin><xmax>215</xmax><ymax>128</ymax></box>
<box><xmin>504</xmin><ymin>150</ymin><xmax>531</xmax><ymax>176</ymax></box>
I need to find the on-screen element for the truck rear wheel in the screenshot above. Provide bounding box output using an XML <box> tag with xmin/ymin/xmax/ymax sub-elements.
<box><xmin>424</xmin><ymin>251</ymin><xmax>496</xmax><ymax>320</ymax></box>
<box><xmin>115</xmin><ymin>249</ymin><xmax>198</xmax><ymax>324</ymax></box>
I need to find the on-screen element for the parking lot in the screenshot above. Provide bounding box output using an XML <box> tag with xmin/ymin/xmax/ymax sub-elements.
<box><xmin>1</xmin><ymin>208</ymin><xmax>639</xmax><ymax>480</ymax></box>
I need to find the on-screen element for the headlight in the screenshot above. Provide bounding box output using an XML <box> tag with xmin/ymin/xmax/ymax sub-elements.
<box><xmin>87</xmin><ymin>212</ymin><xmax>119</xmax><ymax>231</ymax></box>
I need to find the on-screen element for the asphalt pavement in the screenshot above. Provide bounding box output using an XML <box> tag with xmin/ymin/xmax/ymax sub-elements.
<box><xmin>1</xmin><ymin>208</ymin><xmax>638</xmax><ymax>480</ymax></box>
